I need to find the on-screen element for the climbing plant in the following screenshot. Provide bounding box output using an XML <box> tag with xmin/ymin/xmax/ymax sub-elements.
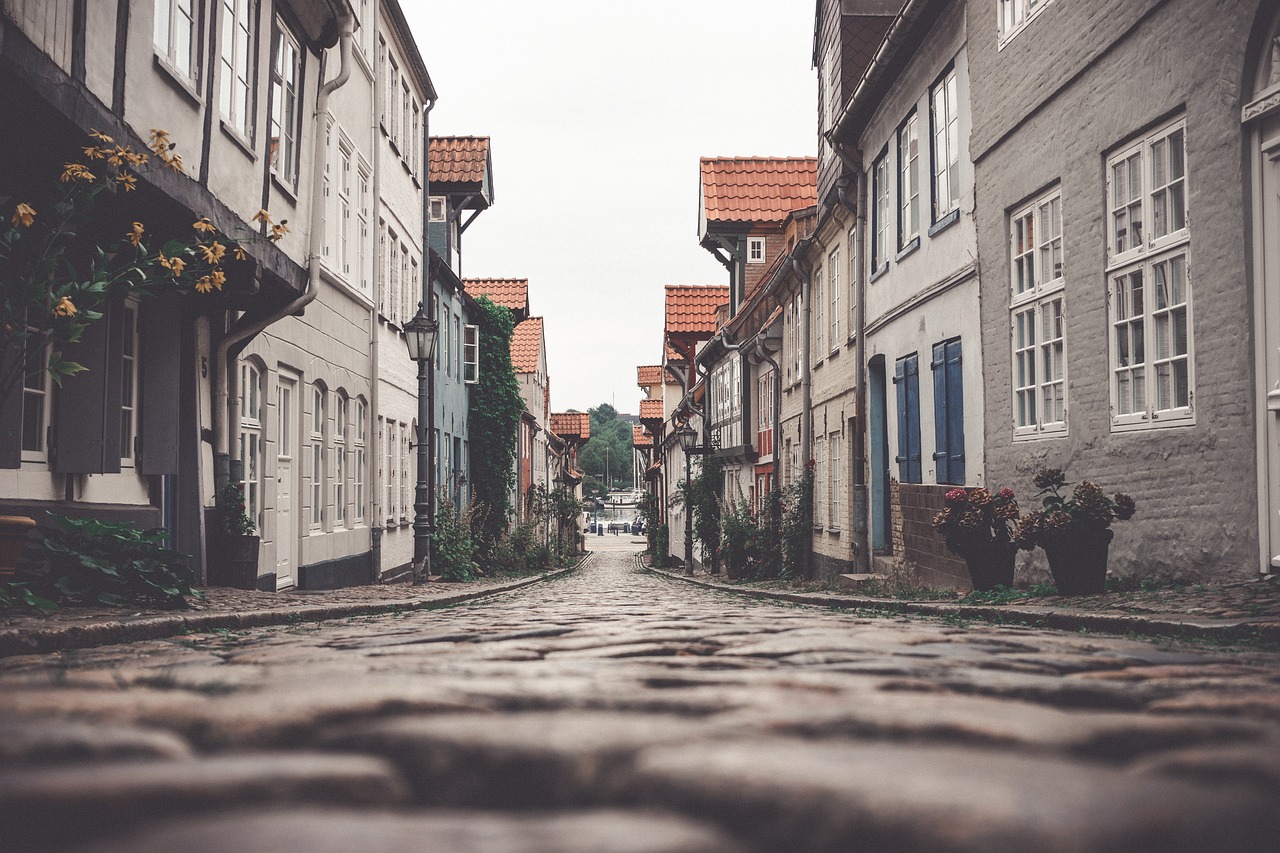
<box><xmin>781</xmin><ymin>464</ymin><xmax>814</xmax><ymax>580</ymax></box>
<box><xmin>467</xmin><ymin>296</ymin><xmax>523</xmax><ymax>557</ymax></box>
<box><xmin>687</xmin><ymin>454</ymin><xmax>724</xmax><ymax>573</ymax></box>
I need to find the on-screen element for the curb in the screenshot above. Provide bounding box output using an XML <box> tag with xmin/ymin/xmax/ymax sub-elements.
<box><xmin>645</xmin><ymin>564</ymin><xmax>1280</xmax><ymax>645</ymax></box>
<box><xmin>0</xmin><ymin>557</ymin><xmax>588</xmax><ymax>659</ymax></box>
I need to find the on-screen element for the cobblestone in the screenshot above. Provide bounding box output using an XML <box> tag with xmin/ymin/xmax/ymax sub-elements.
<box><xmin>1</xmin><ymin>544</ymin><xmax>1278</xmax><ymax>851</ymax></box>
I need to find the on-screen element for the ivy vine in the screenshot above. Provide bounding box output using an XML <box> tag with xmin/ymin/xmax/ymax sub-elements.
<box><xmin>467</xmin><ymin>296</ymin><xmax>524</xmax><ymax>556</ymax></box>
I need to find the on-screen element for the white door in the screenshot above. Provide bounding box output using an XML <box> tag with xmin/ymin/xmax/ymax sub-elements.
<box><xmin>276</xmin><ymin>372</ymin><xmax>298</xmax><ymax>588</ymax></box>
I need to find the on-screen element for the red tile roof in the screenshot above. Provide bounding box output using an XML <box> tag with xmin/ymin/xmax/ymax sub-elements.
<box><xmin>639</xmin><ymin>399</ymin><xmax>665</xmax><ymax>423</ymax></box>
<box><xmin>700</xmin><ymin>158</ymin><xmax>818</xmax><ymax>225</ymax></box>
<box><xmin>665</xmin><ymin>285</ymin><xmax>728</xmax><ymax>337</ymax></box>
<box><xmin>429</xmin><ymin>136</ymin><xmax>490</xmax><ymax>185</ymax></box>
<box><xmin>510</xmin><ymin>317</ymin><xmax>543</xmax><ymax>374</ymax></box>
<box><xmin>550</xmin><ymin>412</ymin><xmax>590</xmax><ymax>440</ymax></box>
<box><xmin>637</xmin><ymin>365</ymin><xmax>663</xmax><ymax>387</ymax></box>
<box><xmin>665</xmin><ymin>343</ymin><xmax>684</xmax><ymax>363</ymax></box>
<box><xmin>632</xmin><ymin>425</ymin><xmax>653</xmax><ymax>448</ymax></box>
<box><xmin>465</xmin><ymin>278</ymin><xmax>529</xmax><ymax>314</ymax></box>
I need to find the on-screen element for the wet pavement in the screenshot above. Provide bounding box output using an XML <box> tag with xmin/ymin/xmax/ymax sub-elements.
<box><xmin>2</xmin><ymin>543</ymin><xmax>1278</xmax><ymax>851</ymax></box>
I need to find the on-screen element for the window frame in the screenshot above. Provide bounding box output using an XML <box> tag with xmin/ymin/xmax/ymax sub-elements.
<box><xmin>828</xmin><ymin>246</ymin><xmax>841</xmax><ymax>351</ymax></box>
<box><xmin>897</xmin><ymin>110</ymin><xmax>920</xmax><ymax>248</ymax></box>
<box><xmin>268</xmin><ymin>17</ymin><xmax>302</xmax><ymax>189</ymax></box>
<box><xmin>218</xmin><ymin>0</ymin><xmax>255</xmax><ymax>142</ymax></box>
<box><xmin>871</xmin><ymin>148</ymin><xmax>891</xmax><ymax>273</ymax></box>
<box><xmin>929</xmin><ymin>66</ymin><xmax>960</xmax><ymax>225</ymax></box>
<box><xmin>463</xmin><ymin>323</ymin><xmax>480</xmax><ymax>384</ymax></box>
<box><xmin>239</xmin><ymin>360</ymin><xmax>263</xmax><ymax>530</ymax></box>
<box><xmin>119</xmin><ymin>301</ymin><xmax>141</xmax><ymax>466</ymax></box>
<box><xmin>828</xmin><ymin>427</ymin><xmax>842</xmax><ymax>530</ymax></box>
<box><xmin>747</xmin><ymin>236</ymin><xmax>766</xmax><ymax>264</ymax></box>
<box><xmin>354</xmin><ymin>398</ymin><xmax>366</xmax><ymax>523</ymax></box>
<box><xmin>1009</xmin><ymin>187</ymin><xmax>1067</xmax><ymax>439</ymax></box>
<box><xmin>334</xmin><ymin>393</ymin><xmax>347</xmax><ymax>527</ymax></box>
<box><xmin>812</xmin><ymin>264</ymin><xmax>825</xmax><ymax>358</ymax></box>
<box><xmin>154</xmin><ymin>0</ymin><xmax>202</xmax><ymax>86</ymax></box>
<box><xmin>21</xmin><ymin>334</ymin><xmax>53</xmax><ymax>463</ymax></box>
<box><xmin>309</xmin><ymin>384</ymin><xmax>325</xmax><ymax>529</ymax></box>
<box><xmin>998</xmin><ymin>0</ymin><xmax>1054</xmax><ymax>46</ymax></box>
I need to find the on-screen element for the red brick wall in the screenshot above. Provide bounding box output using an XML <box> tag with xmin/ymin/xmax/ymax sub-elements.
<box><xmin>897</xmin><ymin>483</ymin><xmax>970</xmax><ymax>589</ymax></box>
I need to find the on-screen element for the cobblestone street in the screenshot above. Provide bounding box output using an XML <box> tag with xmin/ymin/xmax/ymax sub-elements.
<box><xmin>2</xmin><ymin>543</ymin><xmax>1279</xmax><ymax>852</ymax></box>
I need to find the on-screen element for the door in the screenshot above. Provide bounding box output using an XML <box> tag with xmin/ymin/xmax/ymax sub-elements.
<box><xmin>275</xmin><ymin>371</ymin><xmax>298</xmax><ymax>588</ymax></box>
<box><xmin>868</xmin><ymin>355</ymin><xmax>890</xmax><ymax>554</ymax></box>
<box><xmin>1258</xmin><ymin>117</ymin><xmax>1280</xmax><ymax>572</ymax></box>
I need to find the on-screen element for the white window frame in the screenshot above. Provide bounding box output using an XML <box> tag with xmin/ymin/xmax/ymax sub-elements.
<box><xmin>463</xmin><ymin>323</ymin><xmax>480</xmax><ymax>384</ymax></box>
<box><xmin>357</xmin><ymin>164</ymin><xmax>371</xmax><ymax>294</ymax></box>
<box><xmin>1010</xmin><ymin>188</ymin><xmax>1067</xmax><ymax>438</ymax></box>
<box><xmin>429</xmin><ymin>196</ymin><xmax>447</xmax><ymax>222</ymax></box>
<box><xmin>239</xmin><ymin>360</ymin><xmax>263</xmax><ymax>530</ymax></box>
<box><xmin>400</xmin><ymin>245</ymin><xmax>411</xmax><ymax>323</ymax></box>
<box><xmin>1106</xmin><ymin>117</ymin><xmax>1193</xmax><ymax>431</ymax></box>
<box><xmin>400</xmin><ymin>420</ymin><xmax>411</xmax><ymax>522</ymax></box>
<box><xmin>338</xmin><ymin>140</ymin><xmax>352</xmax><ymax>277</ymax></box>
<box><xmin>354</xmin><ymin>399</ymin><xmax>366</xmax><ymax>523</ymax></box>
<box><xmin>829</xmin><ymin>428</ymin><xmax>842</xmax><ymax>530</ymax></box>
<box><xmin>998</xmin><ymin>0</ymin><xmax>1054</xmax><ymax>46</ymax></box>
<box><xmin>872</xmin><ymin>151</ymin><xmax>890</xmax><ymax>271</ymax></box>
<box><xmin>119</xmin><ymin>301</ymin><xmax>140</xmax><ymax>466</ymax></box>
<box><xmin>383</xmin><ymin>418</ymin><xmax>395</xmax><ymax>525</ymax></box>
<box><xmin>747</xmin><ymin>236</ymin><xmax>766</xmax><ymax>264</ymax></box>
<box><xmin>847</xmin><ymin>226</ymin><xmax>858</xmax><ymax>339</ymax></box>
<box><xmin>898</xmin><ymin>111</ymin><xmax>920</xmax><ymax>246</ymax></box>
<box><xmin>154</xmin><ymin>0</ymin><xmax>200</xmax><ymax>84</ymax></box>
<box><xmin>814</xmin><ymin>435</ymin><xmax>826</xmax><ymax>530</ymax></box>
<box><xmin>21</xmin><ymin>335</ymin><xmax>52</xmax><ymax>463</ymax></box>
<box><xmin>334</xmin><ymin>393</ymin><xmax>347</xmax><ymax>527</ymax></box>
<box><xmin>812</xmin><ymin>264</ymin><xmax>825</xmax><ymax>357</ymax></box>
<box><xmin>310</xmin><ymin>384</ymin><xmax>325</xmax><ymax>529</ymax></box>
<box><xmin>219</xmin><ymin>0</ymin><xmax>254</xmax><ymax>141</ymax></box>
<box><xmin>930</xmin><ymin>67</ymin><xmax>960</xmax><ymax>223</ymax></box>
<box><xmin>269</xmin><ymin>18</ymin><xmax>302</xmax><ymax>189</ymax></box>
<box><xmin>828</xmin><ymin>246</ymin><xmax>841</xmax><ymax>349</ymax></box>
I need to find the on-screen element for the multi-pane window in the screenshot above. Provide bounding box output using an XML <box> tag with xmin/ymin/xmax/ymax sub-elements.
<box><xmin>269</xmin><ymin>20</ymin><xmax>302</xmax><ymax>187</ymax></box>
<box><xmin>872</xmin><ymin>152</ymin><xmax>890</xmax><ymax>271</ymax></box>
<box><xmin>22</xmin><ymin>335</ymin><xmax>51</xmax><ymax>461</ymax></box>
<box><xmin>310</xmin><ymin>385</ymin><xmax>324</xmax><ymax>528</ymax></box>
<box><xmin>1010</xmin><ymin>189</ymin><xmax>1066</xmax><ymax>436</ymax></box>
<box><xmin>999</xmin><ymin>0</ymin><xmax>1052</xmax><ymax>42</ymax></box>
<box><xmin>454</xmin><ymin>314</ymin><xmax>462</xmax><ymax>377</ymax></box>
<box><xmin>384</xmin><ymin>418</ymin><xmax>395</xmax><ymax>524</ymax></box>
<box><xmin>463</xmin><ymin>324</ymin><xmax>480</xmax><ymax>384</ymax></box>
<box><xmin>377</xmin><ymin>220</ymin><xmax>387</xmax><ymax>314</ymax></box>
<box><xmin>358</xmin><ymin>167</ymin><xmax>370</xmax><ymax>294</ymax></box>
<box><xmin>401</xmin><ymin>81</ymin><xmax>411</xmax><ymax>159</ymax></box>
<box><xmin>828</xmin><ymin>247</ymin><xmax>841</xmax><ymax>348</ymax></box>
<box><xmin>154</xmin><ymin>0</ymin><xmax>199</xmax><ymax>83</ymax></box>
<box><xmin>829</xmin><ymin>429</ymin><xmax>842</xmax><ymax>528</ymax></box>
<box><xmin>119</xmin><ymin>304</ymin><xmax>139</xmax><ymax>465</ymax></box>
<box><xmin>239</xmin><ymin>361</ymin><xmax>262</xmax><ymax>530</ymax></box>
<box><xmin>386</xmin><ymin>53</ymin><xmax>400</xmax><ymax>145</ymax></box>
<box><xmin>337</xmin><ymin>143</ymin><xmax>352</xmax><ymax>277</ymax></box>
<box><xmin>354</xmin><ymin>399</ymin><xmax>366</xmax><ymax>523</ymax></box>
<box><xmin>814</xmin><ymin>435</ymin><xmax>826</xmax><ymax>529</ymax></box>
<box><xmin>1107</xmin><ymin>118</ymin><xmax>1192</xmax><ymax>429</ymax></box>
<box><xmin>411</xmin><ymin>98</ymin><xmax>421</xmax><ymax>178</ymax></box>
<box><xmin>898</xmin><ymin>112</ymin><xmax>920</xmax><ymax>246</ymax></box>
<box><xmin>756</xmin><ymin>370</ymin><xmax>773</xmax><ymax>459</ymax></box>
<box><xmin>334</xmin><ymin>393</ymin><xmax>347</xmax><ymax>526</ymax></box>
<box><xmin>812</xmin><ymin>264</ymin><xmax>825</xmax><ymax>356</ymax></box>
<box><xmin>219</xmin><ymin>0</ymin><xmax>254</xmax><ymax>140</ymax></box>
<box><xmin>792</xmin><ymin>294</ymin><xmax>802</xmax><ymax>380</ymax></box>
<box><xmin>400</xmin><ymin>245</ymin><xmax>411</xmax><ymax>322</ymax></box>
<box><xmin>747</xmin><ymin>237</ymin><xmax>766</xmax><ymax>264</ymax></box>
<box><xmin>400</xmin><ymin>420</ymin><xmax>411</xmax><ymax>521</ymax></box>
<box><xmin>847</xmin><ymin>226</ymin><xmax>858</xmax><ymax>337</ymax></box>
<box><xmin>385</xmin><ymin>227</ymin><xmax>399</xmax><ymax>322</ymax></box>
<box><xmin>930</xmin><ymin>68</ymin><xmax>960</xmax><ymax>222</ymax></box>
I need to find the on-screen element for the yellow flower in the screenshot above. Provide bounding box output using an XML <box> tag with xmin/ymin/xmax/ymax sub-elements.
<box><xmin>198</xmin><ymin>241</ymin><xmax>226</xmax><ymax>265</ymax></box>
<box><xmin>252</xmin><ymin>208</ymin><xmax>273</xmax><ymax>225</ymax></box>
<box><xmin>210</xmin><ymin>269</ymin><xmax>226</xmax><ymax>291</ymax></box>
<box><xmin>148</xmin><ymin>128</ymin><xmax>170</xmax><ymax>154</ymax></box>
<box><xmin>116</xmin><ymin>173</ymin><xmax>138</xmax><ymax>192</ymax></box>
<box><xmin>194</xmin><ymin>275</ymin><xmax>215</xmax><ymax>294</ymax></box>
<box><xmin>123</xmin><ymin>149</ymin><xmax>149</xmax><ymax>167</ymax></box>
<box><xmin>158</xmin><ymin>251</ymin><xmax>187</xmax><ymax>278</ymax></box>
<box><xmin>60</xmin><ymin>163</ymin><xmax>94</xmax><ymax>183</ymax></box>
<box><xmin>89</xmin><ymin>129</ymin><xmax>114</xmax><ymax>144</ymax></box>
<box><xmin>106</xmin><ymin>146</ymin><xmax>128</xmax><ymax>168</ymax></box>
<box><xmin>232</xmin><ymin>244</ymin><xmax>248</xmax><ymax>262</ymax></box>
<box><xmin>52</xmin><ymin>296</ymin><xmax>76</xmax><ymax>317</ymax></box>
<box><xmin>11</xmin><ymin>202</ymin><xmax>36</xmax><ymax>228</ymax></box>
<box><xmin>82</xmin><ymin>145</ymin><xmax>108</xmax><ymax>160</ymax></box>
<box><xmin>192</xmin><ymin>217</ymin><xmax>217</xmax><ymax>234</ymax></box>
<box><xmin>269</xmin><ymin>221</ymin><xmax>289</xmax><ymax>243</ymax></box>
<box><xmin>126</xmin><ymin>221</ymin><xmax>144</xmax><ymax>247</ymax></box>
<box><xmin>165</xmin><ymin>153</ymin><xmax>184</xmax><ymax>173</ymax></box>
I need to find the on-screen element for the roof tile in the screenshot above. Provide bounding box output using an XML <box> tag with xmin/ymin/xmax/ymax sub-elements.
<box><xmin>665</xmin><ymin>285</ymin><xmax>729</xmax><ymax>338</ymax></box>
<box><xmin>637</xmin><ymin>365</ymin><xmax>664</xmax><ymax>387</ymax></box>
<box><xmin>632</xmin><ymin>425</ymin><xmax>653</xmax><ymax>448</ymax></box>
<box><xmin>465</xmin><ymin>278</ymin><xmax>529</xmax><ymax>314</ymax></box>
<box><xmin>700</xmin><ymin>157</ymin><xmax>818</xmax><ymax>224</ymax></box>
<box><xmin>429</xmin><ymin>136</ymin><xmax>490</xmax><ymax>185</ymax></box>
<box><xmin>510</xmin><ymin>317</ymin><xmax>543</xmax><ymax>374</ymax></box>
<box><xmin>639</xmin><ymin>399</ymin><xmax>665</xmax><ymax>423</ymax></box>
<box><xmin>550</xmin><ymin>412</ymin><xmax>591</xmax><ymax>440</ymax></box>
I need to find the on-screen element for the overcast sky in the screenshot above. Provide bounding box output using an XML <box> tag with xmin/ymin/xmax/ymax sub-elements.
<box><xmin>403</xmin><ymin>1</ymin><xmax>817</xmax><ymax>414</ymax></box>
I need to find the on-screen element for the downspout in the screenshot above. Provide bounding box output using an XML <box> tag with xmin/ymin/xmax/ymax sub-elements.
<box><xmin>837</xmin><ymin>169</ymin><xmax>869</xmax><ymax>573</ymax></box>
<box><xmin>368</xmin><ymin>11</ymin><xmax>382</xmax><ymax>577</ymax></box>
<box><xmin>214</xmin><ymin>9</ymin><xmax>356</xmax><ymax>490</ymax></box>
<box><xmin>421</xmin><ymin>97</ymin><xmax>436</xmax><ymax>580</ymax></box>
<box><xmin>795</xmin><ymin>246</ymin><xmax>813</xmax><ymax>472</ymax></box>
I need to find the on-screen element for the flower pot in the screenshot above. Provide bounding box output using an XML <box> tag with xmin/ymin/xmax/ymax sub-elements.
<box><xmin>0</xmin><ymin>516</ymin><xmax>37</xmax><ymax>580</ymax></box>
<box><xmin>1043</xmin><ymin>529</ymin><xmax>1113</xmax><ymax>595</ymax></box>
<box><xmin>961</xmin><ymin>545</ymin><xmax>1016</xmax><ymax>592</ymax></box>
<box><xmin>208</xmin><ymin>534</ymin><xmax>261</xmax><ymax>589</ymax></box>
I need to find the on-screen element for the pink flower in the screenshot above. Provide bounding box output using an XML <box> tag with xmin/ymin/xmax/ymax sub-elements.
<box><xmin>945</xmin><ymin>488</ymin><xmax>967</xmax><ymax>505</ymax></box>
<box><xmin>998</xmin><ymin>488</ymin><xmax>1015</xmax><ymax>500</ymax></box>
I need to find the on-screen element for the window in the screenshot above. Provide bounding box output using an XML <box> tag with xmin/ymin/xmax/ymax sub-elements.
<box><xmin>441</xmin><ymin>309</ymin><xmax>452</xmax><ymax>378</ymax></box>
<box><xmin>385</xmin><ymin>227</ymin><xmax>399</xmax><ymax>322</ymax></box>
<box><xmin>383</xmin><ymin>418</ymin><xmax>395</xmax><ymax>524</ymax></box>
<box><xmin>747</xmin><ymin>237</ymin><xmax>766</xmax><ymax>264</ymax></box>
<box><xmin>792</xmin><ymin>294</ymin><xmax>802</xmax><ymax>380</ymax></box>
<box><xmin>894</xmin><ymin>353</ymin><xmax>922</xmax><ymax>484</ymax></box>
<box><xmin>828</xmin><ymin>247</ymin><xmax>841</xmax><ymax>348</ymax></box>
<box><xmin>812</xmin><ymin>265</ymin><xmax>824</xmax><ymax>356</ymax></box>
<box><xmin>154</xmin><ymin>0</ymin><xmax>199</xmax><ymax>83</ymax></box>
<box><xmin>239</xmin><ymin>361</ymin><xmax>263</xmax><ymax>529</ymax></box>
<box><xmin>22</xmin><ymin>335</ymin><xmax>52</xmax><ymax>461</ymax></box>
<box><xmin>931</xmin><ymin>338</ymin><xmax>965</xmax><ymax>485</ymax></box>
<box><xmin>898</xmin><ymin>112</ymin><xmax>920</xmax><ymax>246</ymax></box>
<box><xmin>410</xmin><ymin>259</ymin><xmax>419</xmax><ymax>324</ymax></box>
<box><xmin>1011</xmin><ymin>189</ymin><xmax>1066</xmax><ymax>436</ymax></box>
<box><xmin>710</xmin><ymin>357</ymin><xmax>742</xmax><ymax>449</ymax></box>
<box><xmin>219</xmin><ymin>0</ymin><xmax>254</xmax><ymax>140</ymax></box>
<box><xmin>334</xmin><ymin>393</ymin><xmax>347</xmax><ymax>526</ymax></box>
<box><xmin>401</xmin><ymin>80</ymin><xmax>411</xmax><ymax>158</ymax></box>
<box><xmin>358</xmin><ymin>166</ymin><xmax>370</xmax><ymax>293</ymax></box>
<box><xmin>400</xmin><ymin>420</ymin><xmax>411</xmax><ymax>521</ymax></box>
<box><xmin>119</xmin><ymin>303</ymin><xmax>139</xmax><ymax>465</ymax></box>
<box><xmin>269</xmin><ymin>20</ymin><xmax>301</xmax><ymax>188</ymax></box>
<box><xmin>354</xmin><ymin>399</ymin><xmax>366</xmax><ymax>523</ymax></box>
<box><xmin>757</xmin><ymin>370</ymin><xmax>773</xmax><ymax>459</ymax></box>
<box><xmin>338</xmin><ymin>143</ymin><xmax>352</xmax><ymax>277</ymax></box>
<box><xmin>356</xmin><ymin>0</ymin><xmax>372</xmax><ymax>58</ymax></box>
<box><xmin>454</xmin><ymin>314</ymin><xmax>462</xmax><ymax>378</ymax></box>
<box><xmin>463</xmin><ymin>323</ymin><xmax>480</xmax><ymax>384</ymax></box>
<box><xmin>411</xmin><ymin>98</ymin><xmax>421</xmax><ymax>178</ymax></box>
<box><xmin>400</xmin><ymin>245</ymin><xmax>410</xmax><ymax>322</ymax></box>
<box><xmin>1107</xmin><ymin>118</ymin><xmax>1192</xmax><ymax>429</ymax></box>
<box><xmin>310</xmin><ymin>384</ymin><xmax>325</xmax><ymax>528</ymax></box>
<box><xmin>377</xmin><ymin>220</ymin><xmax>387</xmax><ymax>314</ymax></box>
<box><xmin>872</xmin><ymin>151</ymin><xmax>890</xmax><ymax>271</ymax></box>
<box><xmin>829</xmin><ymin>429</ymin><xmax>842</xmax><ymax>528</ymax></box>
<box><xmin>386</xmin><ymin>53</ymin><xmax>399</xmax><ymax>145</ymax></box>
<box><xmin>814</xmin><ymin>435</ymin><xmax>826</xmax><ymax>528</ymax></box>
<box><xmin>429</xmin><ymin>196</ymin><xmax>446</xmax><ymax>222</ymax></box>
<box><xmin>999</xmin><ymin>0</ymin><xmax>1053</xmax><ymax>43</ymax></box>
<box><xmin>847</xmin><ymin>226</ymin><xmax>858</xmax><ymax>337</ymax></box>
<box><xmin>930</xmin><ymin>67</ymin><xmax>960</xmax><ymax>222</ymax></box>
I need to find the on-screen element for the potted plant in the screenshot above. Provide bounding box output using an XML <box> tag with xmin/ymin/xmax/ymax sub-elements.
<box><xmin>209</xmin><ymin>482</ymin><xmax>260</xmax><ymax>589</ymax></box>
<box><xmin>931</xmin><ymin>487</ymin><xmax>1021</xmax><ymax>591</ymax></box>
<box><xmin>1015</xmin><ymin>468</ymin><xmax>1137</xmax><ymax>595</ymax></box>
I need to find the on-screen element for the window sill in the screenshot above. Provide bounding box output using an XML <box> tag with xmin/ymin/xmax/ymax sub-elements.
<box><xmin>928</xmin><ymin>208</ymin><xmax>960</xmax><ymax>237</ymax></box>
<box><xmin>869</xmin><ymin>263</ymin><xmax>890</xmax><ymax>284</ymax></box>
<box><xmin>896</xmin><ymin>237</ymin><xmax>920</xmax><ymax>262</ymax></box>
<box><xmin>1110</xmin><ymin>413</ymin><xmax>1196</xmax><ymax>433</ymax></box>
<box><xmin>1012</xmin><ymin>426</ymin><xmax>1068</xmax><ymax>442</ymax></box>
<box><xmin>271</xmin><ymin>171</ymin><xmax>299</xmax><ymax>205</ymax></box>
<box><xmin>153</xmin><ymin>53</ymin><xmax>202</xmax><ymax>106</ymax></box>
<box><xmin>220</xmin><ymin>120</ymin><xmax>257</xmax><ymax>161</ymax></box>
<box><xmin>827</xmin><ymin>346</ymin><xmax>841</xmax><ymax>360</ymax></box>
<box><xmin>846</xmin><ymin>334</ymin><xmax>858</xmax><ymax>349</ymax></box>
<box><xmin>826</xmin><ymin>526</ymin><xmax>841</xmax><ymax>535</ymax></box>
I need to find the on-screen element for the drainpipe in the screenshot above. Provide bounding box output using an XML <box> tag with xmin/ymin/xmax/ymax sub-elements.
<box><xmin>368</xmin><ymin>13</ymin><xmax>383</xmax><ymax>578</ymax></box>
<box><xmin>837</xmin><ymin>168</ymin><xmax>869</xmax><ymax>573</ymax></box>
<box><xmin>795</xmin><ymin>246</ymin><xmax>813</xmax><ymax>472</ymax></box>
<box><xmin>214</xmin><ymin>9</ymin><xmax>356</xmax><ymax>490</ymax></box>
<box><xmin>421</xmin><ymin>97</ymin><xmax>436</xmax><ymax>581</ymax></box>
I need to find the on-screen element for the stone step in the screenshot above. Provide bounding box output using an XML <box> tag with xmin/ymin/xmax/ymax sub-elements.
<box><xmin>836</xmin><ymin>573</ymin><xmax>879</xmax><ymax>590</ymax></box>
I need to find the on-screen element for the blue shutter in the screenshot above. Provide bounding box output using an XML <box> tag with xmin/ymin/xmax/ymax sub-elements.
<box><xmin>894</xmin><ymin>357</ymin><xmax>908</xmax><ymax>482</ymax></box>
<box><xmin>905</xmin><ymin>354</ymin><xmax>921</xmax><ymax>484</ymax></box>
<box><xmin>945</xmin><ymin>339</ymin><xmax>965</xmax><ymax>484</ymax></box>
<box><xmin>931</xmin><ymin>342</ymin><xmax>949</xmax><ymax>484</ymax></box>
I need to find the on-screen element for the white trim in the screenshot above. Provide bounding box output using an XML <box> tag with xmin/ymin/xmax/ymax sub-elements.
<box><xmin>997</xmin><ymin>0</ymin><xmax>1055</xmax><ymax>48</ymax></box>
<box><xmin>747</xmin><ymin>236</ymin><xmax>766</xmax><ymax>264</ymax></box>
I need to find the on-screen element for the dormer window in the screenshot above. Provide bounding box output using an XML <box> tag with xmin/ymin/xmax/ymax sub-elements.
<box><xmin>429</xmin><ymin>196</ymin><xmax>447</xmax><ymax>222</ymax></box>
<box><xmin>747</xmin><ymin>237</ymin><xmax>766</xmax><ymax>264</ymax></box>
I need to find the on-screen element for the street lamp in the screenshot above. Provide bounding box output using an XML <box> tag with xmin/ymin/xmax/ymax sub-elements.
<box><xmin>677</xmin><ymin>425</ymin><xmax>700</xmax><ymax>576</ymax></box>
<box><xmin>404</xmin><ymin>303</ymin><xmax>438</xmax><ymax>584</ymax></box>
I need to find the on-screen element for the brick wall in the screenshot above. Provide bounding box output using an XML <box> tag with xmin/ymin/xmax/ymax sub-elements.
<box><xmin>898</xmin><ymin>483</ymin><xmax>969</xmax><ymax>588</ymax></box>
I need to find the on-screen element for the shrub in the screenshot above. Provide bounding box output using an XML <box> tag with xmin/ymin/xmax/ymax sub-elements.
<box><xmin>780</xmin><ymin>465</ymin><xmax>814</xmax><ymax>580</ymax></box>
<box><xmin>721</xmin><ymin>499</ymin><xmax>760</xmax><ymax>580</ymax></box>
<box><xmin>649</xmin><ymin>522</ymin><xmax>669</xmax><ymax>568</ymax></box>
<box><xmin>431</xmin><ymin>496</ymin><xmax>477</xmax><ymax>582</ymax></box>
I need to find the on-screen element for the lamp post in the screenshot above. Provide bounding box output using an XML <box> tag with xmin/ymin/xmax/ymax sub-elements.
<box><xmin>403</xmin><ymin>303</ymin><xmax>438</xmax><ymax>584</ymax></box>
<box><xmin>678</xmin><ymin>425</ymin><xmax>700</xmax><ymax>576</ymax></box>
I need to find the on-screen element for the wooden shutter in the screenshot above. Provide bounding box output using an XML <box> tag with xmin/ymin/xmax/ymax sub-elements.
<box><xmin>53</xmin><ymin>302</ymin><xmax>122</xmax><ymax>473</ymax></box>
<box><xmin>931</xmin><ymin>342</ymin><xmax>949</xmax><ymax>484</ymax></box>
<box><xmin>905</xmin><ymin>354</ymin><xmax>921</xmax><ymax>484</ymax></box>
<box><xmin>931</xmin><ymin>339</ymin><xmax>965</xmax><ymax>485</ymax></box>
<box><xmin>139</xmin><ymin>296</ymin><xmax>181</xmax><ymax>475</ymax></box>
<box><xmin>894</xmin><ymin>357</ymin><xmax>907</xmax><ymax>482</ymax></box>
